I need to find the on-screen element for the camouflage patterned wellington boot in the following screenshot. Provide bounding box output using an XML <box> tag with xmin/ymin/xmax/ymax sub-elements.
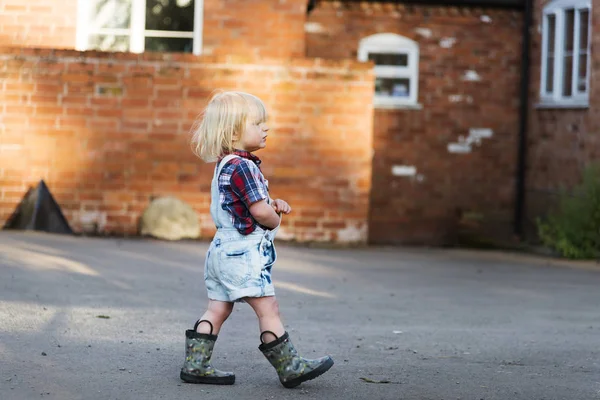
<box><xmin>258</xmin><ymin>331</ymin><xmax>334</xmax><ymax>388</ymax></box>
<box><xmin>180</xmin><ymin>320</ymin><xmax>235</xmax><ymax>385</ymax></box>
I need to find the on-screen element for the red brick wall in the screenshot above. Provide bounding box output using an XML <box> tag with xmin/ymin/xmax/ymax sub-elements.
<box><xmin>525</xmin><ymin>0</ymin><xmax>600</xmax><ymax>236</ymax></box>
<box><xmin>203</xmin><ymin>0</ymin><xmax>307</xmax><ymax>58</ymax></box>
<box><xmin>0</xmin><ymin>47</ymin><xmax>374</xmax><ymax>243</ymax></box>
<box><xmin>0</xmin><ymin>0</ymin><xmax>77</xmax><ymax>49</ymax></box>
<box><xmin>307</xmin><ymin>2</ymin><xmax>523</xmax><ymax>245</ymax></box>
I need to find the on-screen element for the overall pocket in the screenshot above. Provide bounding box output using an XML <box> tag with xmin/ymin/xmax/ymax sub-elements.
<box><xmin>218</xmin><ymin>245</ymin><xmax>253</xmax><ymax>286</ymax></box>
<box><xmin>259</xmin><ymin>238</ymin><xmax>277</xmax><ymax>268</ymax></box>
<box><xmin>204</xmin><ymin>249</ymin><xmax>211</xmax><ymax>281</ymax></box>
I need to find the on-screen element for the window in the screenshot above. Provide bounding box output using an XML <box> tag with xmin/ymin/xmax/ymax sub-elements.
<box><xmin>541</xmin><ymin>0</ymin><xmax>591</xmax><ymax>106</ymax></box>
<box><xmin>358</xmin><ymin>33</ymin><xmax>420</xmax><ymax>108</ymax></box>
<box><xmin>76</xmin><ymin>0</ymin><xmax>203</xmax><ymax>54</ymax></box>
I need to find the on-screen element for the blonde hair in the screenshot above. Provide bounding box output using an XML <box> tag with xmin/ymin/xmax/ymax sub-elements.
<box><xmin>191</xmin><ymin>91</ymin><xmax>267</xmax><ymax>162</ymax></box>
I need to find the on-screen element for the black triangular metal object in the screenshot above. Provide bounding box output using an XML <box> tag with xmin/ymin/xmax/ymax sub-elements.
<box><xmin>3</xmin><ymin>180</ymin><xmax>73</xmax><ymax>234</ymax></box>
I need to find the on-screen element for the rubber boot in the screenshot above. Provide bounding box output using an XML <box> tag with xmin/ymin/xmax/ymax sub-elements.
<box><xmin>258</xmin><ymin>331</ymin><xmax>334</xmax><ymax>388</ymax></box>
<box><xmin>180</xmin><ymin>320</ymin><xmax>235</xmax><ymax>385</ymax></box>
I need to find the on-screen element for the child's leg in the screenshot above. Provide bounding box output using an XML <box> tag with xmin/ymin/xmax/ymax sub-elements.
<box><xmin>244</xmin><ymin>296</ymin><xmax>285</xmax><ymax>343</ymax></box>
<box><xmin>196</xmin><ymin>300</ymin><xmax>234</xmax><ymax>334</ymax></box>
<box><xmin>246</xmin><ymin>295</ymin><xmax>334</xmax><ymax>388</ymax></box>
<box><xmin>180</xmin><ymin>299</ymin><xmax>235</xmax><ymax>385</ymax></box>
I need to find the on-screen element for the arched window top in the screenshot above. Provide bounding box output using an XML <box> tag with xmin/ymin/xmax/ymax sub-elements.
<box><xmin>544</xmin><ymin>0</ymin><xmax>590</xmax><ymax>12</ymax></box>
<box><xmin>358</xmin><ymin>33</ymin><xmax>418</xmax><ymax>59</ymax></box>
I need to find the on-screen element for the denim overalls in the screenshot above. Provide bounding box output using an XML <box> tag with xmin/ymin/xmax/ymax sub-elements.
<box><xmin>204</xmin><ymin>154</ymin><xmax>279</xmax><ymax>302</ymax></box>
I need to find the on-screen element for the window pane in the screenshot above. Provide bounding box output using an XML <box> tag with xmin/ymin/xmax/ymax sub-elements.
<box><xmin>88</xmin><ymin>34</ymin><xmax>130</xmax><ymax>52</ymax></box>
<box><xmin>375</xmin><ymin>77</ymin><xmax>411</xmax><ymax>98</ymax></box>
<box><xmin>546</xmin><ymin>56</ymin><xmax>554</xmax><ymax>92</ymax></box>
<box><xmin>368</xmin><ymin>53</ymin><xmax>408</xmax><ymax>67</ymax></box>
<box><xmin>578</xmin><ymin>54</ymin><xmax>588</xmax><ymax>92</ymax></box>
<box><xmin>545</xmin><ymin>14</ymin><xmax>556</xmax><ymax>92</ymax></box>
<box><xmin>146</xmin><ymin>0</ymin><xmax>195</xmax><ymax>32</ymax></box>
<box><xmin>90</xmin><ymin>0</ymin><xmax>131</xmax><ymax>30</ymax></box>
<box><xmin>145</xmin><ymin>37</ymin><xmax>193</xmax><ymax>53</ymax></box>
<box><xmin>563</xmin><ymin>9</ymin><xmax>575</xmax><ymax>96</ymax></box>
<box><xmin>564</xmin><ymin>9</ymin><xmax>575</xmax><ymax>52</ymax></box>
<box><xmin>563</xmin><ymin>55</ymin><xmax>573</xmax><ymax>96</ymax></box>
<box><xmin>579</xmin><ymin>9</ymin><xmax>590</xmax><ymax>50</ymax></box>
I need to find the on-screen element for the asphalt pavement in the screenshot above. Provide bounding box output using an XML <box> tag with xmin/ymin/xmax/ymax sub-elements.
<box><xmin>1</xmin><ymin>231</ymin><xmax>599</xmax><ymax>400</ymax></box>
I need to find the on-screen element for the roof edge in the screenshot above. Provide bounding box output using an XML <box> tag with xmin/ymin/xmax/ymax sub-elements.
<box><xmin>308</xmin><ymin>0</ymin><xmax>526</xmax><ymax>12</ymax></box>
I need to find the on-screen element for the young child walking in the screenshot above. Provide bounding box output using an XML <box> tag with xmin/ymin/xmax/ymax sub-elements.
<box><xmin>180</xmin><ymin>91</ymin><xmax>334</xmax><ymax>388</ymax></box>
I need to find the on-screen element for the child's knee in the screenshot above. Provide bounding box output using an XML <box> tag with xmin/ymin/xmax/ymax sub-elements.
<box><xmin>208</xmin><ymin>301</ymin><xmax>234</xmax><ymax>321</ymax></box>
<box><xmin>259</xmin><ymin>297</ymin><xmax>280</xmax><ymax>318</ymax></box>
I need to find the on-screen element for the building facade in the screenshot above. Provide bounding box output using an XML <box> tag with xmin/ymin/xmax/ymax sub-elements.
<box><xmin>1</xmin><ymin>0</ymin><xmax>592</xmax><ymax>245</ymax></box>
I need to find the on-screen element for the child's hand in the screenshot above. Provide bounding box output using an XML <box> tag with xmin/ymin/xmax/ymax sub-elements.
<box><xmin>272</xmin><ymin>199</ymin><xmax>292</xmax><ymax>215</ymax></box>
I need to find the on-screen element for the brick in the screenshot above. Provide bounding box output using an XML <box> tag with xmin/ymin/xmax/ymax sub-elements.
<box><xmin>128</xmin><ymin>65</ymin><xmax>156</xmax><ymax>75</ymax></box>
<box><xmin>122</xmin><ymin>98</ymin><xmax>150</xmax><ymax>107</ymax></box>
<box><xmin>95</xmin><ymin>109</ymin><xmax>122</xmax><ymax>118</ymax></box>
<box><xmin>122</xmin><ymin>108</ymin><xmax>153</xmax><ymax>120</ymax></box>
<box><xmin>187</xmin><ymin>88</ymin><xmax>212</xmax><ymax>99</ymax></box>
<box><xmin>155</xmin><ymin>88</ymin><xmax>183</xmax><ymax>98</ymax></box>
<box><xmin>61</xmin><ymin>95</ymin><xmax>89</xmax><ymax>105</ymax></box>
<box><xmin>36</xmin><ymin>105</ymin><xmax>63</xmax><ymax>116</ymax></box>
<box><xmin>61</xmin><ymin>73</ymin><xmax>92</xmax><ymax>83</ymax></box>
<box><xmin>4</xmin><ymin>4</ymin><xmax>27</xmax><ymax>12</ymax></box>
<box><xmin>0</xmin><ymin>92</ymin><xmax>27</xmax><ymax>104</ymax></box>
<box><xmin>30</xmin><ymin>94</ymin><xmax>60</xmax><ymax>105</ymax></box>
<box><xmin>4</xmin><ymin>105</ymin><xmax>35</xmax><ymax>115</ymax></box>
<box><xmin>121</xmin><ymin>121</ymin><xmax>149</xmax><ymax>131</ymax></box>
<box><xmin>122</xmin><ymin>76</ymin><xmax>152</xmax><ymax>88</ymax></box>
<box><xmin>92</xmin><ymin>119</ymin><xmax>119</xmax><ymax>131</ymax></box>
<box><xmin>5</xmin><ymin>83</ymin><xmax>36</xmax><ymax>92</ymax></box>
<box><xmin>154</xmin><ymin>77</ymin><xmax>181</xmax><ymax>86</ymax></box>
<box><xmin>97</xmin><ymin>64</ymin><xmax>127</xmax><ymax>74</ymax></box>
<box><xmin>322</xmin><ymin>221</ymin><xmax>347</xmax><ymax>229</ymax></box>
<box><xmin>66</xmin><ymin>84</ymin><xmax>95</xmax><ymax>95</ymax></box>
<box><xmin>57</xmin><ymin>117</ymin><xmax>86</xmax><ymax>128</ymax></box>
<box><xmin>126</xmin><ymin>88</ymin><xmax>154</xmax><ymax>99</ymax></box>
<box><xmin>64</xmin><ymin>106</ymin><xmax>93</xmax><ymax>117</ymax></box>
<box><xmin>90</xmin><ymin>97</ymin><xmax>118</xmax><ymax>107</ymax></box>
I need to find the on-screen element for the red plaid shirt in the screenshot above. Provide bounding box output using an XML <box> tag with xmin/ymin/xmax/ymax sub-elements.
<box><xmin>217</xmin><ymin>150</ymin><xmax>270</xmax><ymax>235</ymax></box>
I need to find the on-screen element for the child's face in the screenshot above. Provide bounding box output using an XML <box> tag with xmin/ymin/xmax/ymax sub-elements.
<box><xmin>235</xmin><ymin>119</ymin><xmax>269</xmax><ymax>153</ymax></box>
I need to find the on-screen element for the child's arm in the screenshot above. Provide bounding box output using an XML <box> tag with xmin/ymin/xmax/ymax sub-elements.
<box><xmin>229</xmin><ymin>160</ymin><xmax>291</xmax><ymax>229</ymax></box>
<box><xmin>249</xmin><ymin>200</ymin><xmax>281</xmax><ymax>229</ymax></box>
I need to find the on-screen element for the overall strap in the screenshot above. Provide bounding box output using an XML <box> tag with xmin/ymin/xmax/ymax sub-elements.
<box><xmin>214</xmin><ymin>154</ymin><xmax>240</xmax><ymax>180</ymax></box>
<box><xmin>211</xmin><ymin>154</ymin><xmax>241</xmax><ymax>230</ymax></box>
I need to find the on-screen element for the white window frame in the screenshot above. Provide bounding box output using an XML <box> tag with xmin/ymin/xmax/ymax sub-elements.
<box><xmin>540</xmin><ymin>0</ymin><xmax>591</xmax><ymax>108</ymax></box>
<box><xmin>76</xmin><ymin>0</ymin><xmax>204</xmax><ymax>55</ymax></box>
<box><xmin>358</xmin><ymin>33</ymin><xmax>420</xmax><ymax>109</ymax></box>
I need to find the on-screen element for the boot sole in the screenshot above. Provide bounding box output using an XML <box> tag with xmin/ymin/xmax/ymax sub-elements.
<box><xmin>282</xmin><ymin>357</ymin><xmax>334</xmax><ymax>389</ymax></box>
<box><xmin>180</xmin><ymin>371</ymin><xmax>235</xmax><ymax>385</ymax></box>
